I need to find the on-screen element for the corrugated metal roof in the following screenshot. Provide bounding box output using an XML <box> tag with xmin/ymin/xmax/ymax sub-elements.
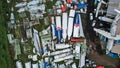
<box><xmin>106</xmin><ymin>0</ymin><xmax>120</xmax><ymax>17</ymax></box>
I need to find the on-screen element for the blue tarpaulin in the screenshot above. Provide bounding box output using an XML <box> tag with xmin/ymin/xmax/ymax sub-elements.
<box><xmin>44</xmin><ymin>62</ymin><xmax>48</xmax><ymax>68</ymax></box>
<box><xmin>71</xmin><ymin>3</ymin><xmax>88</xmax><ymax>9</ymax></box>
<box><xmin>73</xmin><ymin>12</ymin><xmax>80</xmax><ymax>24</ymax></box>
<box><xmin>56</xmin><ymin>30</ymin><xmax>62</xmax><ymax>43</ymax></box>
<box><xmin>44</xmin><ymin>62</ymin><xmax>52</xmax><ymax>68</ymax></box>
<box><xmin>40</xmin><ymin>48</ymin><xmax>48</xmax><ymax>53</ymax></box>
<box><xmin>114</xmin><ymin>40</ymin><xmax>120</xmax><ymax>44</ymax></box>
<box><xmin>53</xmin><ymin>24</ymin><xmax>57</xmax><ymax>36</ymax></box>
<box><xmin>77</xmin><ymin>3</ymin><xmax>88</xmax><ymax>9</ymax></box>
<box><xmin>108</xmin><ymin>52</ymin><xmax>119</xmax><ymax>58</ymax></box>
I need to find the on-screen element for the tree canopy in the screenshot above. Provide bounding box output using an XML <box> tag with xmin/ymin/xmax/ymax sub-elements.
<box><xmin>0</xmin><ymin>0</ymin><xmax>12</xmax><ymax>68</ymax></box>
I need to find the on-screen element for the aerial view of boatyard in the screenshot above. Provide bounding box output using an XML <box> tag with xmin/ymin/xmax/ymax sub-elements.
<box><xmin>1</xmin><ymin>0</ymin><xmax>120</xmax><ymax>68</ymax></box>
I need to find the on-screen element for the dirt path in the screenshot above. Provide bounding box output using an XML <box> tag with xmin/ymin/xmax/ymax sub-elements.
<box><xmin>88</xmin><ymin>52</ymin><xmax>118</xmax><ymax>68</ymax></box>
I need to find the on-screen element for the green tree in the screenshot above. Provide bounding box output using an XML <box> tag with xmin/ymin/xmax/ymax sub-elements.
<box><xmin>0</xmin><ymin>0</ymin><xmax>12</xmax><ymax>68</ymax></box>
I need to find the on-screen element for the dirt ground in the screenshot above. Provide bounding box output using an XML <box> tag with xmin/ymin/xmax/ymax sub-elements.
<box><xmin>88</xmin><ymin>50</ymin><xmax>119</xmax><ymax>68</ymax></box>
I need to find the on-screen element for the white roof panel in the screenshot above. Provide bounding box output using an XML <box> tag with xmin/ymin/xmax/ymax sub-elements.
<box><xmin>17</xmin><ymin>8</ymin><xmax>25</xmax><ymax>13</ymax></box>
<box><xmin>10</xmin><ymin>13</ymin><xmax>14</xmax><ymax>20</ymax></box>
<box><xmin>56</xmin><ymin>16</ymin><xmax>62</xmax><ymax>29</ymax></box>
<box><xmin>28</xmin><ymin>1</ymin><xmax>39</xmax><ymax>6</ymax></box>
<box><xmin>67</xmin><ymin>17</ymin><xmax>74</xmax><ymax>38</ymax></box>
<box><xmin>25</xmin><ymin>62</ymin><xmax>31</xmax><ymax>68</ymax></box>
<box><xmin>16</xmin><ymin>61</ymin><xmax>23</xmax><ymax>68</ymax></box>
<box><xmin>69</xmin><ymin>9</ymin><xmax>75</xmax><ymax>17</ymax></box>
<box><xmin>32</xmin><ymin>55</ymin><xmax>38</xmax><ymax>61</ymax></box>
<box><xmin>50</xmin><ymin>48</ymin><xmax>71</xmax><ymax>55</ymax></box>
<box><xmin>32</xmin><ymin>63</ymin><xmax>38</xmax><ymax>68</ymax></box>
<box><xmin>15</xmin><ymin>2</ymin><xmax>27</xmax><ymax>7</ymax></box>
<box><xmin>62</xmin><ymin>13</ymin><xmax>68</xmax><ymax>30</ymax></box>
<box><xmin>54</xmin><ymin>55</ymin><xmax>73</xmax><ymax>62</ymax></box>
<box><xmin>55</xmin><ymin>44</ymin><xmax>72</xmax><ymax>49</ymax></box>
<box><xmin>94</xmin><ymin>28</ymin><xmax>120</xmax><ymax>40</ymax></box>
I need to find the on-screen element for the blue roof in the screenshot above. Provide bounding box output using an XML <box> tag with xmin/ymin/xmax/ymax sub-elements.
<box><xmin>53</xmin><ymin>24</ymin><xmax>58</xmax><ymax>36</ymax></box>
<box><xmin>73</xmin><ymin>12</ymin><xmax>80</xmax><ymax>24</ymax></box>
<box><xmin>77</xmin><ymin>3</ymin><xmax>88</xmax><ymax>9</ymax></box>
<box><xmin>56</xmin><ymin>30</ymin><xmax>62</xmax><ymax>43</ymax></box>
<box><xmin>44</xmin><ymin>62</ymin><xmax>52</xmax><ymax>68</ymax></box>
<box><xmin>114</xmin><ymin>40</ymin><xmax>120</xmax><ymax>44</ymax></box>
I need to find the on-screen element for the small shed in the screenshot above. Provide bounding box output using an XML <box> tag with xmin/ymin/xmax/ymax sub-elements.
<box><xmin>15</xmin><ymin>2</ymin><xmax>27</xmax><ymax>7</ymax></box>
<box><xmin>32</xmin><ymin>55</ymin><xmax>38</xmax><ymax>61</ymax></box>
<box><xmin>7</xmin><ymin>34</ymin><xmax>14</xmax><ymax>44</ymax></box>
<box><xmin>25</xmin><ymin>61</ymin><xmax>31</xmax><ymax>68</ymax></box>
<box><xmin>10</xmin><ymin>13</ymin><xmax>15</xmax><ymax>24</ymax></box>
<box><xmin>16</xmin><ymin>60</ymin><xmax>23</xmax><ymax>68</ymax></box>
<box><xmin>32</xmin><ymin>63</ymin><xmax>39</xmax><ymax>68</ymax></box>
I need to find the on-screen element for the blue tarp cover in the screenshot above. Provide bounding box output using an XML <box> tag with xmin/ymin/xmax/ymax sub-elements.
<box><xmin>114</xmin><ymin>40</ymin><xmax>120</xmax><ymax>44</ymax></box>
<box><xmin>108</xmin><ymin>52</ymin><xmax>118</xmax><ymax>58</ymax></box>
<box><xmin>56</xmin><ymin>30</ymin><xmax>62</xmax><ymax>43</ymax></box>
<box><xmin>44</xmin><ymin>62</ymin><xmax>52</xmax><ymax>68</ymax></box>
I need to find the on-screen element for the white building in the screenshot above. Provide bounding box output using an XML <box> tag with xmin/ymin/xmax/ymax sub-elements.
<box><xmin>16</xmin><ymin>60</ymin><xmax>23</xmax><ymax>68</ymax></box>
<box><xmin>10</xmin><ymin>13</ymin><xmax>15</xmax><ymax>24</ymax></box>
<box><xmin>33</xmin><ymin>29</ymin><xmax>41</xmax><ymax>53</ymax></box>
<box><xmin>32</xmin><ymin>63</ymin><xmax>39</xmax><ymax>68</ymax></box>
<box><xmin>7</xmin><ymin>34</ymin><xmax>14</xmax><ymax>44</ymax></box>
<box><xmin>25</xmin><ymin>61</ymin><xmax>31</xmax><ymax>68</ymax></box>
<box><xmin>62</xmin><ymin>13</ymin><xmax>68</xmax><ymax>41</ymax></box>
<box><xmin>15</xmin><ymin>2</ymin><xmax>27</xmax><ymax>8</ymax></box>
